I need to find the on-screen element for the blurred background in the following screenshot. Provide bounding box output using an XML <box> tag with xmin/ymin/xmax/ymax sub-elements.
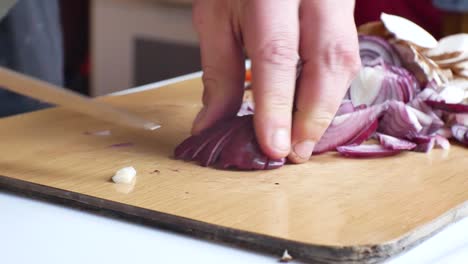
<box><xmin>1</xmin><ymin>0</ymin><xmax>467</xmax><ymax>116</ymax></box>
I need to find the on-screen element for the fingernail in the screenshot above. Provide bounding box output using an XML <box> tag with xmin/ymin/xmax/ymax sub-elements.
<box><xmin>272</xmin><ymin>128</ymin><xmax>290</xmax><ymax>152</ymax></box>
<box><xmin>293</xmin><ymin>140</ymin><xmax>315</xmax><ymax>160</ymax></box>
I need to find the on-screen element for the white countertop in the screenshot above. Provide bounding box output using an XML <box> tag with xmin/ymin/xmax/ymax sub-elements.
<box><xmin>1</xmin><ymin>73</ymin><xmax>468</xmax><ymax>264</ymax></box>
<box><xmin>1</xmin><ymin>191</ymin><xmax>468</xmax><ymax>264</ymax></box>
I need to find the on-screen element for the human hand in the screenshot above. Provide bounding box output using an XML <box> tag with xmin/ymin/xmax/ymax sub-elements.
<box><xmin>191</xmin><ymin>0</ymin><xmax>361</xmax><ymax>163</ymax></box>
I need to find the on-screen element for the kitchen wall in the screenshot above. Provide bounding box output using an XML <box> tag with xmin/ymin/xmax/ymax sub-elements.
<box><xmin>91</xmin><ymin>0</ymin><xmax>200</xmax><ymax>95</ymax></box>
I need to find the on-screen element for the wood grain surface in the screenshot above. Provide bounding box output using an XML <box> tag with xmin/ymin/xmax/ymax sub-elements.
<box><xmin>0</xmin><ymin>78</ymin><xmax>467</xmax><ymax>263</ymax></box>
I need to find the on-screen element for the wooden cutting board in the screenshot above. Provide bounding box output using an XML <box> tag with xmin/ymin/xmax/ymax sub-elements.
<box><xmin>0</xmin><ymin>78</ymin><xmax>467</xmax><ymax>263</ymax></box>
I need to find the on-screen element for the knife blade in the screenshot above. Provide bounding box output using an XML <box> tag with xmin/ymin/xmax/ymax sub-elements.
<box><xmin>0</xmin><ymin>67</ymin><xmax>161</xmax><ymax>131</ymax></box>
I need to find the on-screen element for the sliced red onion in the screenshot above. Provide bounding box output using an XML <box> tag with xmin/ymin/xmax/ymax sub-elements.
<box><xmin>412</xmin><ymin>136</ymin><xmax>436</xmax><ymax>153</ymax></box>
<box><xmin>337</xmin><ymin>144</ymin><xmax>402</xmax><ymax>158</ymax></box>
<box><xmin>313</xmin><ymin>103</ymin><xmax>388</xmax><ymax>154</ymax></box>
<box><xmin>456</xmin><ymin>114</ymin><xmax>468</xmax><ymax>126</ymax></box>
<box><xmin>407</xmin><ymin>106</ymin><xmax>444</xmax><ymax>135</ymax></box>
<box><xmin>411</xmin><ymin>87</ymin><xmax>443</xmax><ymax>102</ymax></box>
<box><xmin>378</xmin><ymin>101</ymin><xmax>423</xmax><ymax>138</ymax></box>
<box><xmin>376</xmin><ymin>133</ymin><xmax>417</xmax><ymax>150</ymax></box>
<box><xmin>359</xmin><ymin>35</ymin><xmax>402</xmax><ymax>66</ymax></box>
<box><xmin>392</xmin><ymin>43</ymin><xmax>429</xmax><ymax>86</ymax></box>
<box><xmin>451</xmin><ymin>125</ymin><xmax>468</xmax><ymax>146</ymax></box>
<box><xmin>350</xmin><ymin>63</ymin><xmax>419</xmax><ymax>107</ymax></box>
<box><xmin>425</xmin><ymin>100</ymin><xmax>468</xmax><ymax>113</ymax></box>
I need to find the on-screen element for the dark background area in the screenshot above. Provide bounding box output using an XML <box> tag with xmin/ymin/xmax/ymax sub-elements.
<box><xmin>60</xmin><ymin>0</ymin><xmax>90</xmax><ymax>95</ymax></box>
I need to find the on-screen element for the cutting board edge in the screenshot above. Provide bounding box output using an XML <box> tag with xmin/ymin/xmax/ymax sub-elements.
<box><xmin>2</xmin><ymin>175</ymin><xmax>466</xmax><ymax>264</ymax></box>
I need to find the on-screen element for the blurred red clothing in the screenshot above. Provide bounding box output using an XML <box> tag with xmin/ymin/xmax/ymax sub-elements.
<box><xmin>355</xmin><ymin>0</ymin><xmax>443</xmax><ymax>38</ymax></box>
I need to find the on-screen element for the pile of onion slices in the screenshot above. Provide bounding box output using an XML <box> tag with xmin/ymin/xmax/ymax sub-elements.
<box><xmin>174</xmin><ymin>13</ymin><xmax>468</xmax><ymax>170</ymax></box>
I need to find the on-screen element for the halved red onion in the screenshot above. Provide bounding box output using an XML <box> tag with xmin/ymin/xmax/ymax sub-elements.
<box><xmin>452</xmin><ymin>125</ymin><xmax>468</xmax><ymax>146</ymax></box>
<box><xmin>174</xmin><ymin>115</ymin><xmax>285</xmax><ymax>170</ymax></box>
<box><xmin>218</xmin><ymin>117</ymin><xmax>285</xmax><ymax>170</ymax></box>
<box><xmin>376</xmin><ymin>133</ymin><xmax>417</xmax><ymax>150</ymax></box>
<box><xmin>337</xmin><ymin>144</ymin><xmax>402</xmax><ymax>158</ymax></box>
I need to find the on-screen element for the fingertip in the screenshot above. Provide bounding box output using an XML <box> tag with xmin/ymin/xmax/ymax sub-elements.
<box><xmin>254</xmin><ymin>117</ymin><xmax>291</xmax><ymax>159</ymax></box>
<box><xmin>288</xmin><ymin>140</ymin><xmax>315</xmax><ymax>164</ymax></box>
<box><xmin>270</xmin><ymin>127</ymin><xmax>291</xmax><ymax>155</ymax></box>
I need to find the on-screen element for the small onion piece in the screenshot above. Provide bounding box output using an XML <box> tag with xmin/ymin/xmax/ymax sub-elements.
<box><xmin>412</xmin><ymin>135</ymin><xmax>436</xmax><ymax>153</ymax></box>
<box><xmin>337</xmin><ymin>144</ymin><xmax>402</xmax><ymax>158</ymax></box>
<box><xmin>112</xmin><ymin>167</ymin><xmax>137</xmax><ymax>184</ymax></box>
<box><xmin>435</xmin><ymin>135</ymin><xmax>451</xmax><ymax>150</ymax></box>
<box><xmin>237</xmin><ymin>100</ymin><xmax>255</xmax><ymax>116</ymax></box>
<box><xmin>376</xmin><ymin>133</ymin><xmax>417</xmax><ymax>150</ymax></box>
<box><xmin>452</xmin><ymin>125</ymin><xmax>468</xmax><ymax>146</ymax></box>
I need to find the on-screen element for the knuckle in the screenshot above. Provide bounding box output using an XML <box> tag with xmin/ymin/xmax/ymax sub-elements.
<box><xmin>192</xmin><ymin>1</ymin><xmax>204</xmax><ymax>31</ymax></box>
<box><xmin>297</xmin><ymin>109</ymin><xmax>336</xmax><ymax>135</ymax></box>
<box><xmin>260</xmin><ymin>89</ymin><xmax>292</xmax><ymax>112</ymax></box>
<box><xmin>200</xmin><ymin>66</ymin><xmax>219</xmax><ymax>102</ymax></box>
<box><xmin>311</xmin><ymin>113</ymin><xmax>335</xmax><ymax>131</ymax></box>
<box><xmin>201</xmin><ymin>65</ymin><xmax>218</xmax><ymax>82</ymax></box>
<box><xmin>257</xmin><ymin>37</ymin><xmax>299</xmax><ymax>70</ymax></box>
<box><xmin>319</xmin><ymin>40</ymin><xmax>361</xmax><ymax>75</ymax></box>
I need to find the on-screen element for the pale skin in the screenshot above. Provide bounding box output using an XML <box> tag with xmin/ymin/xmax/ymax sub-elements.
<box><xmin>191</xmin><ymin>0</ymin><xmax>361</xmax><ymax>163</ymax></box>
